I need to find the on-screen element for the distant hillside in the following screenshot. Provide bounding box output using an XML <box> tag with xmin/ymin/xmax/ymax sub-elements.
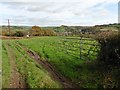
<box><xmin>94</xmin><ymin>23</ymin><xmax>120</xmax><ymax>31</ymax></box>
<box><xmin>43</xmin><ymin>23</ymin><xmax>119</xmax><ymax>33</ymax></box>
<box><xmin>1</xmin><ymin>23</ymin><xmax>119</xmax><ymax>36</ymax></box>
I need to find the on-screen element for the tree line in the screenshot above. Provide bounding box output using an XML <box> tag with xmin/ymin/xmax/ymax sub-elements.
<box><xmin>1</xmin><ymin>26</ymin><xmax>56</xmax><ymax>37</ymax></box>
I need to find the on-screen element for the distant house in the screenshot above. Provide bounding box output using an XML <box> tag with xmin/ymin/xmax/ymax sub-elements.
<box><xmin>80</xmin><ymin>29</ymin><xmax>93</xmax><ymax>34</ymax></box>
<box><xmin>25</xmin><ymin>31</ymin><xmax>30</xmax><ymax>38</ymax></box>
<box><xmin>26</xmin><ymin>34</ymin><xmax>30</xmax><ymax>38</ymax></box>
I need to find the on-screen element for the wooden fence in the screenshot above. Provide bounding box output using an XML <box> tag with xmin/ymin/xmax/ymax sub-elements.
<box><xmin>61</xmin><ymin>37</ymin><xmax>100</xmax><ymax>60</ymax></box>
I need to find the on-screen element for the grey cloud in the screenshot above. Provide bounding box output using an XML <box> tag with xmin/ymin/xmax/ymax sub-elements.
<box><xmin>1</xmin><ymin>2</ymin><xmax>84</xmax><ymax>14</ymax></box>
<box><xmin>26</xmin><ymin>3</ymin><xmax>51</xmax><ymax>12</ymax></box>
<box><xmin>25</xmin><ymin>16</ymin><xmax>67</xmax><ymax>26</ymax></box>
<box><xmin>26</xmin><ymin>2</ymin><xmax>79</xmax><ymax>13</ymax></box>
<box><xmin>0</xmin><ymin>2</ymin><xmax>27</xmax><ymax>10</ymax></box>
<box><xmin>0</xmin><ymin>2</ymin><xmax>62</xmax><ymax>13</ymax></box>
<box><xmin>26</xmin><ymin>2</ymin><xmax>65</xmax><ymax>13</ymax></box>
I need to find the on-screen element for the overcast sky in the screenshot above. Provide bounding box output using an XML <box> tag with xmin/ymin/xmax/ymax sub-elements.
<box><xmin>0</xmin><ymin>0</ymin><xmax>119</xmax><ymax>26</ymax></box>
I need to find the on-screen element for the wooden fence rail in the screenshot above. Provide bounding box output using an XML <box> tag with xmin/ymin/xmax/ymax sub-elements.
<box><xmin>61</xmin><ymin>37</ymin><xmax>100</xmax><ymax>60</ymax></box>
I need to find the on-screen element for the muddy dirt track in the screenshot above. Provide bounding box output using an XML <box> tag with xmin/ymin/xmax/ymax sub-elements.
<box><xmin>0</xmin><ymin>36</ymin><xmax>23</xmax><ymax>39</ymax></box>
<box><xmin>5</xmin><ymin>42</ymin><xmax>27</xmax><ymax>88</ymax></box>
<box><xmin>17</xmin><ymin>42</ymin><xmax>79</xmax><ymax>88</ymax></box>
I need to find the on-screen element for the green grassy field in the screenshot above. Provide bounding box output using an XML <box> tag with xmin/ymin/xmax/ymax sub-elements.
<box><xmin>2</xmin><ymin>39</ymin><xmax>61</xmax><ymax>88</ymax></box>
<box><xmin>2</xmin><ymin>36</ymin><xmax>116</xmax><ymax>88</ymax></box>
<box><xmin>2</xmin><ymin>42</ymin><xmax>11</xmax><ymax>88</ymax></box>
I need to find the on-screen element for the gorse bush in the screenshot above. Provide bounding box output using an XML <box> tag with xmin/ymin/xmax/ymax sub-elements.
<box><xmin>31</xmin><ymin>26</ymin><xmax>56</xmax><ymax>36</ymax></box>
<box><xmin>13</xmin><ymin>31</ymin><xmax>25</xmax><ymax>37</ymax></box>
<box><xmin>96</xmin><ymin>31</ymin><xmax>120</xmax><ymax>65</ymax></box>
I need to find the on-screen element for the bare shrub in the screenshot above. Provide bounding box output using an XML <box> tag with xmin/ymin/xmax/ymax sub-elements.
<box><xmin>96</xmin><ymin>31</ymin><xmax>120</xmax><ymax>65</ymax></box>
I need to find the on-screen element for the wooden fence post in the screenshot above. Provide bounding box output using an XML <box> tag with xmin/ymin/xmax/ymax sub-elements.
<box><xmin>80</xmin><ymin>36</ymin><xmax>82</xmax><ymax>60</ymax></box>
